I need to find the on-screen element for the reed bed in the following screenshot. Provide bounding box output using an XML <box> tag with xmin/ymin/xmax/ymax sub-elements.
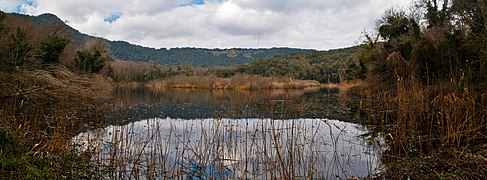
<box><xmin>0</xmin><ymin>65</ymin><xmax>114</xmax><ymax>178</ymax></box>
<box><xmin>73</xmin><ymin>118</ymin><xmax>383</xmax><ymax>179</ymax></box>
<box><xmin>146</xmin><ymin>74</ymin><xmax>321</xmax><ymax>90</ymax></box>
<box><xmin>348</xmin><ymin>75</ymin><xmax>487</xmax><ymax>178</ymax></box>
<box><xmin>322</xmin><ymin>80</ymin><xmax>366</xmax><ymax>98</ymax></box>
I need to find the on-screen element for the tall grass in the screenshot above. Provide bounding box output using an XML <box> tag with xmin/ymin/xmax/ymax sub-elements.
<box><xmin>0</xmin><ymin>65</ymin><xmax>114</xmax><ymax>178</ymax></box>
<box><xmin>73</xmin><ymin>117</ymin><xmax>383</xmax><ymax>179</ymax></box>
<box><xmin>0</xmin><ymin>97</ymin><xmax>110</xmax><ymax>178</ymax></box>
<box><xmin>146</xmin><ymin>74</ymin><xmax>321</xmax><ymax>90</ymax></box>
<box><xmin>349</xmin><ymin>60</ymin><xmax>487</xmax><ymax>178</ymax></box>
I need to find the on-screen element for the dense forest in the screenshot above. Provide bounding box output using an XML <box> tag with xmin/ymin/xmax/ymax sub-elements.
<box><xmin>236</xmin><ymin>45</ymin><xmax>364</xmax><ymax>83</ymax></box>
<box><xmin>109</xmin><ymin>41</ymin><xmax>314</xmax><ymax>67</ymax></box>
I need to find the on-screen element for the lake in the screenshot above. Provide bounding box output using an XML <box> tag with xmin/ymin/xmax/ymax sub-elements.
<box><xmin>73</xmin><ymin>87</ymin><xmax>385</xmax><ymax>179</ymax></box>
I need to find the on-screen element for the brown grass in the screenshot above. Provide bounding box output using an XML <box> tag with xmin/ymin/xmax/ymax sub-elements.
<box><xmin>322</xmin><ymin>80</ymin><xmax>366</xmax><ymax>97</ymax></box>
<box><xmin>349</xmin><ymin>73</ymin><xmax>487</xmax><ymax>178</ymax></box>
<box><xmin>0</xmin><ymin>65</ymin><xmax>114</xmax><ymax>178</ymax></box>
<box><xmin>145</xmin><ymin>74</ymin><xmax>321</xmax><ymax>90</ymax></box>
<box><xmin>1</xmin><ymin>65</ymin><xmax>113</xmax><ymax>101</ymax></box>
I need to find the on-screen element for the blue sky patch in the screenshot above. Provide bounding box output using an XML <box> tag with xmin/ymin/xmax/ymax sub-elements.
<box><xmin>13</xmin><ymin>4</ymin><xmax>23</xmax><ymax>13</ymax></box>
<box><xmin>180</xmin><ymin>0</ymin><xmax>205</xmax><ymax>7</ymax></box>
<box><xmin>9</xmin><ymin>0</ymin><xmax>34</xmax><ymax>14</ymax></box>
<box><xmin>104</xmin><ymin>13</ymin><xmax>122</xmax><ymax>23</ymax></box>
<box><xmin>25</xmin><ymin>0</ymin><xmax>34</xmax><ymax>6</ymax></box>
<box><xmin>191</xmin><ymin>0</ymin><xmax>205</xmax><ymax>5</ymax></box>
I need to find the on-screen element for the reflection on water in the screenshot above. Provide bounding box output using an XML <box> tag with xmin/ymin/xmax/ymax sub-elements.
<box><xmin>113</xmin><ymin>87</ymin><xmax>323</xmax><ymax>106</ymax></box>
<box><xmin>73</xmin><ymin>118</ymin><xmax>384</xmax><ymax>179</ymax></box>
<box><xmin>109</xmin><ymin>87</ymin><xmax>361</xmax><ymax>122</ymax></box>
<box><xmin>73</xmin><ymin>87</ymin><xmax>383</xmax><ymax>179</ymax></box>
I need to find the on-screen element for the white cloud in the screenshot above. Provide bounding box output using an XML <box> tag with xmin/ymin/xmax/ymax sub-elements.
<box><xmin>2</xmin><ymin>0</ymin><xmax>411</xmax><ymax>50</ymax></box>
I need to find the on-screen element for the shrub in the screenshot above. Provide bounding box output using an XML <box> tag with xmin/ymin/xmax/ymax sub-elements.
<box><xmin>39</xmin><ymin>36</ymin><xmax>70</xmax><ymax>64</ymax></box>
<box><xmin>7</xmin><ymin>28</ymin><xmax>32</xmax><ymax>70</ymax></box>
<box><xmin>76</xmin><ymin>39</ymin><xmax>111</xmax><ymax>73</ymax></box>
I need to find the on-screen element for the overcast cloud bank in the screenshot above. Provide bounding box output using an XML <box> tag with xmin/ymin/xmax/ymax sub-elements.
<box><xmin>0</xmin><ymin>0</ymin><xmax>410</xmax><ymax>50</ymax></box>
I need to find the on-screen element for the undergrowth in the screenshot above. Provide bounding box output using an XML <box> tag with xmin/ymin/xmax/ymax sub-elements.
<box><xmin>0</xmin><ymin>65</ymin><xmax>114</xmax><ymax>179</ymax></box>
<box><xmin>343</xmin><ymin>66</ymin><xmax>487</xmax><ymax>179</ymax></box>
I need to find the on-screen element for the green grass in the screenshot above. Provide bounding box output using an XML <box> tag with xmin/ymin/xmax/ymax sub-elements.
<box><xmin>0</xmin><ymin>128</ymin><xmax>52</xmax><ymax>179</ymax></box>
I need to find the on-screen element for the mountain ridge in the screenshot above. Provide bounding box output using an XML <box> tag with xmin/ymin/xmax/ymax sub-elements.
<box><xmin>108</xmin><ymin>40</ymin><xmax>315</xmax><ymax>67</ymax></box>
<box><xmin>12</xmin><ymin>12</ymin><xmax>315</xmax><ymax>67</ymax></box>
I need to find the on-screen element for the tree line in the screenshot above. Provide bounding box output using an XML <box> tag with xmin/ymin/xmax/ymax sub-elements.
<box><xmin>106</xmin><ymin>46</ymin><xmax>365</xmax><ymax>83</ymax></box>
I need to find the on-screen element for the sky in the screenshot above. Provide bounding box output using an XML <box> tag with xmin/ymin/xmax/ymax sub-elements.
<box><xmin>0</xmin><ymin>0</ymin><xmax>411</xmax><ymax>50</ymax></box>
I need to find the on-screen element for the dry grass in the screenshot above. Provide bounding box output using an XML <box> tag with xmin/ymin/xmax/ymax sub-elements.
<box><xmin>0</xmin><ymin>65</ymin><xmax>114</xmax><ymax>178</ymax></box>
<box><xmin>349</xmin><ymin>73</ymin><xmax>487</xmax><ymax>178</ymax></box>
<box><xmin>1</xmin><ymin>65</ymin><xmax>113</xmax><ymax>102</ymax></box>
<box><xmin>322</xmin><ymin>80</ymin><xmax>366</xmax><ymax>98</ymax></box>
<box><xmin>145</xmin><ymin>74</ymin><xmax>321</xmax><ymax>90</ymax></box>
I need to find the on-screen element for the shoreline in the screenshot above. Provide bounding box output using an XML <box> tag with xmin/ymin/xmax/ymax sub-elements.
<box><xmin>116</xmin><ymin>75</ymin><xmax>324</xmax><ymax>90</ymax></box>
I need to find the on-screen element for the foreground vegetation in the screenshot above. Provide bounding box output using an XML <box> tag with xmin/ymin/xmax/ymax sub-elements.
<box><xmin>341</xmin><ymin>0</ymin><xmax>487</xmax><ymax>178</ymax></box>
<box><xmin>0</xmin><ymin>67</ymin><xmax>113</xmax><ymax>179</ymax></box>
<box><xmin>0</xmin><ymin>11</ymin><xmax>115</xmax><ymax>178</ymax></box>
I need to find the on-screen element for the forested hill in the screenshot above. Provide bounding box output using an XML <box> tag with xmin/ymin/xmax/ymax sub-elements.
<box><xmin>109</xmin><ymin>41</ymin><xmax>314</xmax><ymax>67</ymax></box>
<box><xmin>236</xmin><ymin>45</ymin><xmax>364</xmax><ymax>83</ymax></box>
<box><xmin>16</xmin><ymin>12</ymin><xmax>314</xmax><ymax>67</ymax></box>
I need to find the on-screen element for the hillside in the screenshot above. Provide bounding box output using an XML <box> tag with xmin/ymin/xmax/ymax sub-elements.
<box><xmin>236</xmin><ymin>45</ymin><xmax>364</xmax><ymax>83</ymax></box>
<box><xmin>109</xmin><ymin>41</ymin><xmax>314</xmax><ymax>67</ymax></box>
<box><xmin>6</xmin><ymin>12</ymin><xmax>314</xmax><ymax>67</ymax></box>
<box><xmin>107</xmin><ymin>45</ymin><xmax>364</xmax><ymax>83</ymax></box>
<box><xmin>11</xmin><ymin>13</ymin><xmax>90</xmax><ymax>44</ymax></box>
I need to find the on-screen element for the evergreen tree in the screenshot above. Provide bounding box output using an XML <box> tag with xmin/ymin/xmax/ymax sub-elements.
<box><xmin>8</xmin><ymin>29</ymin><xmax>32</xmax><ymax>70</ymax></box>
<box><xmin>40</xmin><ymin>36</ymin><xmax>70</xmax><ymax>64</ymax></box>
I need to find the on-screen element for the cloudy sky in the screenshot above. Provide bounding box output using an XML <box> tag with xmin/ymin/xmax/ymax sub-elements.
<box><xmin>0</xmin><ymin>0</ymin><xmax>410</xmax><ymax>50</ymax></box>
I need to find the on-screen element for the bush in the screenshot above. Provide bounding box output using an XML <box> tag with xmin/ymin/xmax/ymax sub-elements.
<box><xmin>6</xmin><ymin>29</ymin><xmax>32</xmax><ymax>70</ymax></box>
<box><xmin>77</xmin><ymin>39</ymin><xmax>111</xmax><ymax>73</ymax></box>
<box><xmin>40</xmin><ymin>36</ymin><xmax>70</xmax><ymax>64</ymax></box>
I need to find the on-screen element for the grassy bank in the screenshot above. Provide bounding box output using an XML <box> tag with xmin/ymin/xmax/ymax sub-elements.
<box><xmin>0</xmin><ymin>65</ymin><xmax>114</xmax><ymax>179</ymax></box>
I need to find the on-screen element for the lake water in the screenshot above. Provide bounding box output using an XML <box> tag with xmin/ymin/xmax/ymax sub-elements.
<box><xmin>73</xmin><ymin>87</ymin><xmax>384</xmax><ymax>179</ymax></box>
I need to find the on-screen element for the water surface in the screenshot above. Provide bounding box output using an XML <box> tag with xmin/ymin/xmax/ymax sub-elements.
<box><xmin>73</xmin><ymin>88</ymin><xmax>383</xmax><ymax>179</ymax></box>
